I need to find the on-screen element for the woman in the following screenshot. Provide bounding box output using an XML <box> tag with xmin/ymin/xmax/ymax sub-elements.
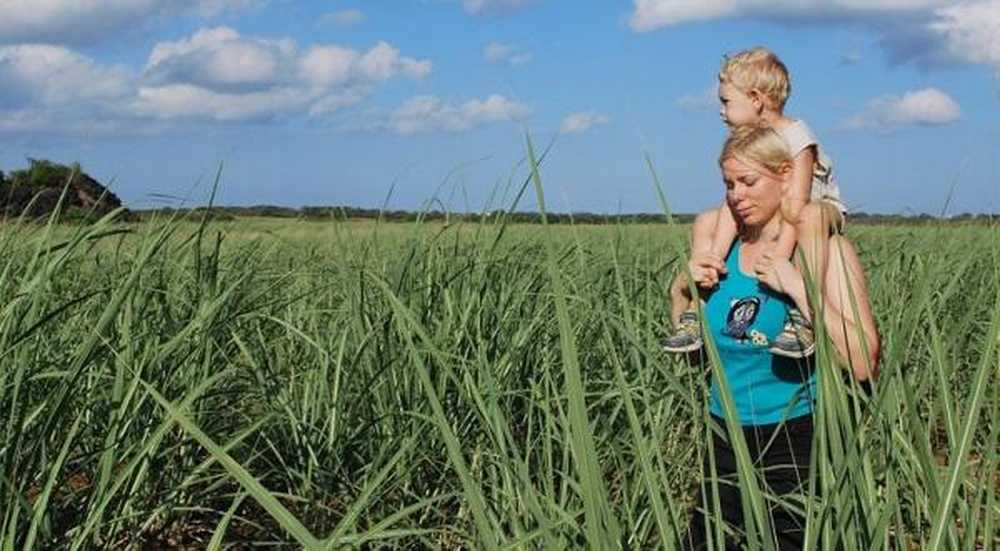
<box><xmin>681</xmin><ymin>125</ymin><xmax>879</xmax><ymax>550</ymax></box>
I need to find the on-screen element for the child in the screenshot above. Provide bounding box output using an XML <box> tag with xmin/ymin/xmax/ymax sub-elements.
<box><xmin>663</xmin><ymin>47</ymin><xmax>846</xmax><ymax>358</ymax></box>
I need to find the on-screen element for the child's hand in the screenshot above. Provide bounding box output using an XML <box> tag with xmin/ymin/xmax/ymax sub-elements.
<box><xmin>753</xmin><ymin>251</ymin><xmax>799</xmax><ymax>294</ymax></box>
<box><xmin>688</xmin><ymin>253</ymin><xmax>727</xmax><ymax>289</ymax></box>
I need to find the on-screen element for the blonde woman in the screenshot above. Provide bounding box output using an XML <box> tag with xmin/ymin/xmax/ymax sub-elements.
<box><xmin>682</xmin><ymin>125</ymin><xmax>878</xmax><ymax>550</ymax></box>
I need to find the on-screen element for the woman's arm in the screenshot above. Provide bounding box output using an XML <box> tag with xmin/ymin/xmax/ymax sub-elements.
<box><xmin>818</xmin><ymin>236</ymin><xmax>880</xmax><ymax>381</ymax></box>
<box><xmin>754</xmin><ymin>237</ymin><xmax>880</xmax><ymax>380</ymax></box>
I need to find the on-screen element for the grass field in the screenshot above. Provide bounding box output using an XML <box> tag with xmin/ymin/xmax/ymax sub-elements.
<box><xmin>1</xmin><ymin>208</ymin><xmax>998</xmax><ymax>549</ymax></box>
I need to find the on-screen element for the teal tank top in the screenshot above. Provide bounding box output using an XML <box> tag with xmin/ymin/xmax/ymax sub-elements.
<box><xmin>706</xmin><ymin>241</ymin><xmax>816</xmax><ymax>425</ymax></box>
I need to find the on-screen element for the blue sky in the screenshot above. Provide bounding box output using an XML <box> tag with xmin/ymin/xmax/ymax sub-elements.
<box><xmin>1</xmin><ymin>1</ymin><xmax>998</xmax><ymax>215</ymax></box>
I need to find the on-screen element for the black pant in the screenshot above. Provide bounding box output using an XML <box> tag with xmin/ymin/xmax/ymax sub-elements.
<box><xmin>683</xmin><ymin>414</ymin><xmax>813</xmax><ymax>551</ymax></box>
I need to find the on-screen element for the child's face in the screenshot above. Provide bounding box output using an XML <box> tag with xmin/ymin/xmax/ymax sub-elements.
<box><xmin>718</xmin><ymin>82</ymin><xmax>761</xmax><ymax>127</ymax></box>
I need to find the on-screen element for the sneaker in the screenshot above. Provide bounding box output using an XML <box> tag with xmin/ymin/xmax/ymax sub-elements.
<box><xmin>663</xmin><ymin>310</ymin><xmax>703</xmax><ymax>353</ymax></box>
<box><xmin>769</xmin><ymin>308</ymin><xmax>816</xmax><ymax>359</ymax></box>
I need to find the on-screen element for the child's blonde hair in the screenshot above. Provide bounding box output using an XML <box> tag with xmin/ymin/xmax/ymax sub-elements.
<box><xmin>719</xmin><ymin>124</ymin><xmax>791</xmax><ymax>174</ymax></box>
<box><xmin>719</xmin><ymin>47</ymin><xmax>790</xmax><ymax>111</ymax></box>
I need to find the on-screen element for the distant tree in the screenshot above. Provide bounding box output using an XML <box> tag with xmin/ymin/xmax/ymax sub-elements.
<box><xmin>0</xmin><ymin>158</ymin><xmax>124</xmax><ymax>220</ymax></box>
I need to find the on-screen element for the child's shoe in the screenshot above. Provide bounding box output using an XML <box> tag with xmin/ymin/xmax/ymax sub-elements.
<box><xmin>662</xmin><ymin>310</ymin><xmax>703</xmax><ymax>353</ymax></box>
<box><xmin>769</xmin><ymin>308</ymin><xmax>816</xmax><ymax>359</ymax></box>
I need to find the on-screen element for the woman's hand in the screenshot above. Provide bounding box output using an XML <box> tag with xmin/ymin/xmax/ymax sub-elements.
<box><xmin>688</xmin><ymin>252</ymin><xmax>727</xmax><ymax>289</ymax></box>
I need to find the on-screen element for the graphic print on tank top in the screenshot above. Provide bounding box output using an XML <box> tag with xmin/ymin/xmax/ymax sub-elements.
<box><xmin>722</xmin><ymin>296</ymin><xmax>772</xmax><ymax>347</ymax></box>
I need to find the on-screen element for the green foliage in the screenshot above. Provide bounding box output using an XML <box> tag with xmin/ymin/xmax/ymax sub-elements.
<box><xmin>0</xmin><ymin>212</ymin><xmax>996</xmax><ymax>548</ymax></box>
<box><xmin>7</xmin><ymin>158</ymin><xmax>74</xmax><ymax>188</ymax></box>
<box><xmin>133</xmin><ymin>205</ymin><xmax>999</xmax><ymax>226</ymax></box>
<box><xmin>0</xmin><ymin>158</ymin><xmax>123</xmax><ymax>221</ymax></box>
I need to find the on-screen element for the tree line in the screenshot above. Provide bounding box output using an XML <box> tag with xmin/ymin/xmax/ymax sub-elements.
<box><xmin>2</xmin><ymin>159</ymin><xmax>995</xmax><ymax>225</ymax></box>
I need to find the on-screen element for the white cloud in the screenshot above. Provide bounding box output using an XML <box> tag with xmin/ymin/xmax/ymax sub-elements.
<box><xmin>134</xmin><ymin>28</ymin><xmax>430</xmax><ymax>121</ymax></box>
<box><xmin>129</xmin><ymin>84</ymin><xmax>309</xmax><ymax>121</ymax></box>
<box><xmin>0</xmin><ymin>28</ymin><xmax>431</xmax><ymax>132</ymax></box>
<box><xmin>319</xmin><ymin>9</ymin><xmax>366</xmax><ymax>26</ymax></box>
<box><xmin>843</xmin><ymin>87</ymin><xmax>961</xmax><ymax>130</ymax></box>
<box><xmin>0</xmin><ymin>44</ymin><xmax>140</xmax><ymax>135</ymax></box>
<box><xmin>145</xmin><ymin>27</ymin><xmax>296</xmax><ymax>91</ymax></box>
<box><xmin>357</xmin><ymin>41</ymin><xmax>432</xmax><ymax>80</ymax></box>
<box><xmin>0</xmin><ymin>0</ymin><xmax>260</xmax><ymax>45</ymax></box>
<box><xmin>462</xmin><ymin>0</ymin><xmax>536</xmax><ymax>15</ymax></box>
<box><xmin>378</xmin><ymin>94</ymin><xmax>530</xmax><ymax>134</ymax></box>
<box><xmin>483</xmin><ymin>41</ymin><xmax>533</xmax><ymax>65</ymax></box>
<box><xmin>0</xmin><ymin>44</ymin><xmax>131</xmax><ymax>106</ymax></box>
<box><xmin>929</xmin><ymin>1</ymin><xmax>1000</xmax><ymax>66</ymax></box>
<box><xmin>299</xmin><ymin>41</ymin><xmax>430</xmax><ymax>88</ymax></box>
<box><xmin>626</xmin><ymin>1</ymin><xmax>1000</xmax><ymax>84</ymax></box>
<box><xmin>560</xmin><ymin>112</ymin><xmax>611</xmax><ymax>134</ymax></box>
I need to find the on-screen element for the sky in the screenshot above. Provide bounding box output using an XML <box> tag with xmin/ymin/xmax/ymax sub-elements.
<box><xmin>1</xmin><ymin>0</ymin><xmax>999</xmax><ymax>215</ymax></box>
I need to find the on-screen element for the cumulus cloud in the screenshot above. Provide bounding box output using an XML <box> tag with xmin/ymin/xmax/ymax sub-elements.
<box><xmin>145</xmin><ymin>27</ymin><xmax>296</xmax><ymax>92</ymax></box>
<box><xmin>0</xmin><ymin>44</ymin><xmax>139</xmax><ymax>135</ymax></box>
<box><xmin>462</xmin><ymin>0</ymin><xmax>536</xmax><ymax>15</ymax></box>
<box><xmin>371</xmin><ymin>94</ymin><xmax>530</xmax><ymax>134</ymax></box>
<box><xmin>843</xmin><ymin>87</ymin><xmax>961</xmax><ymax>130</ymax></box>
<box><xmin>928</xmin><ymin>1</ymin><xmax>1000</xmax><ymax>67</ymax></box>
<box><xmin>132</xmin><ymin>28</ymin><xmax>430</xmax><ymax>121</ymax></box>
<box><xmin>319</xmin><ymin>9</ymin><xmax>366</xmax><ymax>27</ymax></box>
<box><xmin>0</xmin><ymin>27</ymin><xmax>431</xmax><ymax>133</ymax></box>
<box><xmin>627</xmin><ymin>1</ymin><xmax>1000</xmax><ymax>84</ymax></box>
<box><xmin>559</xmin><ymin>112</ymin><xmax>611</xmax><ymax>134</ymax></box>
<box><xmin>483</xmin><ymin>41</ymin><xmax>533</xmax><ymax>65</ymax></box>
<box><xmin>0</xmin><ymin>44</ymin><xmax>132</xmax><ymax>107</ymax></box>
<box><xmin>0</xmin><ymin>0</ymin><xmax>260</xmax><ymax>45</ymax></box>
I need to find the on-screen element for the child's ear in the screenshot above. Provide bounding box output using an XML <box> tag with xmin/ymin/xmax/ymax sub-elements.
<box><xmin>777</xmin><ymin>161</ymin><xmax>793</xmax><ymax>191</ymax></box>
<box><xmin>748</xmin><ymin>89</ymin><xmax>765</xmax><ymax>111</ymax></box>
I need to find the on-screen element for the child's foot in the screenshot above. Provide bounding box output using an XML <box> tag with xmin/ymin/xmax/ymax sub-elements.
<box><xmin>663</xmin><ymin>310</ymin><xmax>703</xmax><ymax>353</ymax></box>
<box><xmin>770</xmin><ymin>308</ymin><xmax>815</xmax><ymax>359</ymax></box>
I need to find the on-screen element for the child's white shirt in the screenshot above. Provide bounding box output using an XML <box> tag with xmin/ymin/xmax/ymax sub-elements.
<box><xmin>778</xmin><ymin>120</ymin><xmax>846</xmax><ymax>214</ymax></box>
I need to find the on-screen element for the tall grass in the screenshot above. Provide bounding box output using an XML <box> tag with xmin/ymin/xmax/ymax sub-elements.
<box><xmin>0</xmin><ymin>186</ymin><xmax>997</xmax><ymax>547</ymax></box>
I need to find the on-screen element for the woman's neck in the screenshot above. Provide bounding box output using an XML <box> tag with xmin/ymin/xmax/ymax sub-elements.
<box><xmin>739</xmin><ymin>215</ymin><xmax>782</xmax><ymax>244</ymax></box>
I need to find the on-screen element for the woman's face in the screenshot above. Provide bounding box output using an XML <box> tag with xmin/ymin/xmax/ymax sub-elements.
<box><xmin>721</xmin><ymin>157</ymin><xmax>787</xmax><ymax>228</ymax></box>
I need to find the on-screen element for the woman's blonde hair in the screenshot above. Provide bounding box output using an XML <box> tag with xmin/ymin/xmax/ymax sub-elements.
<box><xmin>719</xmin><ymin>47</ymin><xmax>790</xmax><ymax>111</ymax></box>
<box><xmin>719</xmin><ymin>124</ymin><xmax>791</xmax><ymax>174</ymax></box>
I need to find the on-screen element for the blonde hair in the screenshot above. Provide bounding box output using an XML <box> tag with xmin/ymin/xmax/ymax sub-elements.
<box><xmin>719</xmin><ymin>124</ymin><xmax>791</xmax><ymax>174</ymax></box>
<box><xmin>719</xmin><ymin>47</ymin><xmax>790</xmax><ymax>111</ymax></box>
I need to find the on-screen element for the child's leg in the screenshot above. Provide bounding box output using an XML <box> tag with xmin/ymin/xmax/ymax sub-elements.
<box><xmin>708</xmin><ymin>200</ymin><xmax>738</xmax><ymax>260</ymax></box>
<box><xmin>670</xmin><ymin>207</ymin><xmax>721</xmax><ymax>325</ymax></box>
<box><xmin>769</xmin><ymin>199</ymin><xmax>828</xmax><ymax>359</ymax></box>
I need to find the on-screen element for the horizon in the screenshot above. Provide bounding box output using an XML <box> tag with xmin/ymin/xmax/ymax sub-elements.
<box><xmin>1</xmin><ymin>1</ymin><xmax>998</xmax><ymax>216</ymax></box>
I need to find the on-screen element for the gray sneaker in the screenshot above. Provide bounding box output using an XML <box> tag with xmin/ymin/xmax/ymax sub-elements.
<box><xmin>663</xmin><ymin>310</ymin><xmax>703</xmax><ymax>353</ymax></box>
<box><xmin>769</xmin><ymin>308</ymin><xmax>816</xmax><ymax>359</ymax></box>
